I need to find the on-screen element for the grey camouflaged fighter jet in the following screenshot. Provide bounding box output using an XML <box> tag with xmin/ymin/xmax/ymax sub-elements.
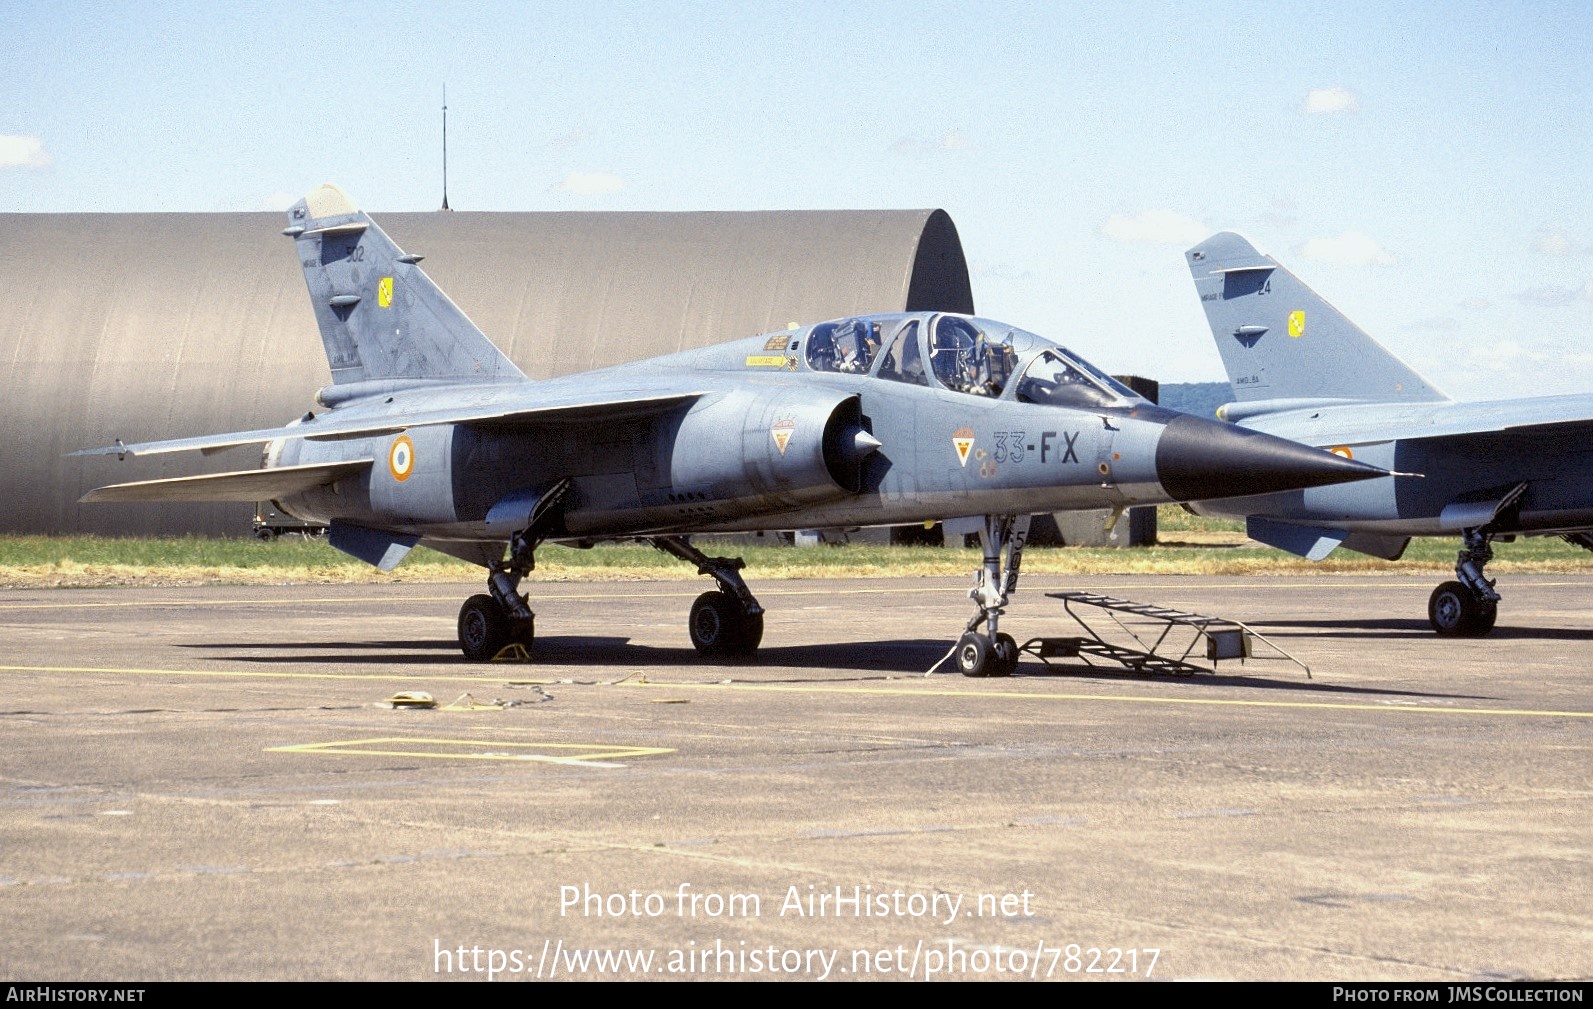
<box><xmin>1187</xmin><ymin>231</ymin><xmax>1593</xmax><ymax>637</ymax></box>
<box><xmin>75</xmin><ymin>185</ymin><xmax>1385</xmax><ymax>675</ymax></box>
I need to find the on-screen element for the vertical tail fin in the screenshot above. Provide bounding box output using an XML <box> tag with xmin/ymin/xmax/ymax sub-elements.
<box><xmin>284</xmin><ymin>184</ymin><xmax>525</xmax><ymax>386</ymax></box>
<box><xmin>1186</xmin><ymin>232</ymin><xmax>1446</xmax><ymax>405</ymax></box>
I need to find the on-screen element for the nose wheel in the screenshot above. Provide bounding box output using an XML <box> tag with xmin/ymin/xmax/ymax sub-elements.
<box><xmin>955</xmin><ymin>630</ymin><xmax>1018</xmax><ymax>677</ymax></box>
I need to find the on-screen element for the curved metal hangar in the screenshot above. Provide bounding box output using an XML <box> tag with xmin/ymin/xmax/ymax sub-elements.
<box><xmin>1</xmin><ymin>208</ymin><xmax>972</xmax><ymax>534</ymax></box>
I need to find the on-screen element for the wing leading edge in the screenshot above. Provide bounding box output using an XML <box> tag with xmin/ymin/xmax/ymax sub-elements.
<box><xmin>72</xmin><ymin>391</ymin><xmax>706</xmax><ymax>460</ymax></box>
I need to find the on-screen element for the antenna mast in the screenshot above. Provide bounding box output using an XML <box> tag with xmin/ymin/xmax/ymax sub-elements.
<box><xmin>440</xmin><ymin>84</ymin><xmax>452</xmax><ymax>211</ymax></box>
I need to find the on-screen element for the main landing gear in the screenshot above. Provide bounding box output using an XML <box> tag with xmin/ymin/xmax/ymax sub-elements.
<box><xmin>1428</xmin><ymin>527</ymin><xmax>1499</xmax><ymax>637</ymax></box>
<box><xmin>952</xmin><ymin>514</ymin><xmax>1030</xmax><ymax>677</ymax></box>
<box><xmin>452</xmin><ymin>495</ymin><xmax>765</xmax><ymax>662</ymax></box>
<box><xmin>458</xmin><ymin>480</ymin><xmax>570</xmax><ymax>661</ymax></box>
<box><xmin>651</xmin><ymin>536</ymin><xmax>765</xmax><ymax>659</ymax></box>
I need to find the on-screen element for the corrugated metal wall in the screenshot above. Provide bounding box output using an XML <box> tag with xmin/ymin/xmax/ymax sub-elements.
<box><xmin>0</xmin><ymin>210</ymin><xmax>972</xmax><ymax>534</ymax></box>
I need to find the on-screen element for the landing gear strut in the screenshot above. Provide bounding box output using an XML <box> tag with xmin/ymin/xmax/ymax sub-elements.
<box><xmin>652</xmin><ymin>536</ymin><xmax>765</xmax><ymax>658</ymax></box>
<box><xmin>458</xmin><ymin>480</ymin><xmax>571</xmax><ymax>661</ymax></box>
<box><xmin>952</xmin><ymin>514</ymin><xmax>1029</xmax><ymax>677</ymax></box>
<box><xmin>1428</xmin><ymin>527</ymin><xmax>1499</xmax><ymax>637</ymax></box>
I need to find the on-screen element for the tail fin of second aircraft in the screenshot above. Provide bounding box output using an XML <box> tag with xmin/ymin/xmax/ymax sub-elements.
<box><xmin>285</xmin><ymin>184</ymin><xmax>525</xmax><ymax>387</ymax></box>
<box><xmin>1186</xmin><ymin>232</ymin><xmax>1446</xmax><ymax>407</ymax></box>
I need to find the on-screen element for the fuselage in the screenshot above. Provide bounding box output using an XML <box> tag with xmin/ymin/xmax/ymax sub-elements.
<box><xmin>1191</xmin><ymin>395</ymin><xmax>1593</xmax><ymax>537</ymax></box>
<box><xmin>269</xmin><ymin>312</ymin><xmax>1370</xmax><ymax>547</ymax></box>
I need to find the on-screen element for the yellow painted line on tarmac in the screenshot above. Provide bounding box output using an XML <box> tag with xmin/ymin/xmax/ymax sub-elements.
<box><xmin>613</xmin><ymin>679</ymin><xmax>1593</xmax><ymax>721</ymax></box>
<box><xmin>266</xmin><ymin>737</ymin><xmax>671</xmax><ymax>766</ymax></box>
<box><xmin>0</xmin><ymin>663</ymin><xmax>553</xmax><ymax>685</ymax></box>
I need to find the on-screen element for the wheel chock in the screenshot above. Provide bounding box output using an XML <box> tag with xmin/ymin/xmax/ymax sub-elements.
<box><xmin>385</xmin><ymin>691</ymin><xmax>437</xmax><ymax>709</ymax></box>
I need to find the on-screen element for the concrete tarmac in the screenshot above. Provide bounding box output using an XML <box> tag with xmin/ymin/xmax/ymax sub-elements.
<box><xmin>1</xmin><ymin>573</ymin><xmax>1589</xmax><ymax>982</ymax></box>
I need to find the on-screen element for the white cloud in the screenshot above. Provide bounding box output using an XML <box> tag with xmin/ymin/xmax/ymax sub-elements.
<box><xmin>1458</xmin><ymin>296</ymin><xmax>1492</xmax><ymax>311</ymax></box>
<box><xmin>1464</xmin><ymin>339</ymin><xmax>1593</xmax><ymax>374</ymax></box>
<box><xmin>1260</xmin><ymin>195</ymin><xmax>1299</xmax><ymax>231</ymax></box>
<box><xmin>1303</xmin><ymin>86</ymin><xmax>1359</xmax><ymax>115</ymax></box>
<box><xmin>1532</xmin><ymin>231</ymin><xmax>1578</xmax><ymax>256</ymax></box>
<box><xmin>1299</xmin><ymin>230</ymin><xmax>1393</xmax><ymax>266</ymax></box>
<box><xmin>1100</xmin><ymin>209</ymin><xmax>1209</xmax><ymax>246</ymax></box>
<box><xmin>551</xmin><ymin>171</ymin><xmax>625</xmax><ymax>195</ymax></box>
<box><xmin>888</xmin><ymin>131</ymin><xmax>972</xmax><ymax>156</ymax></box>
<box><xmin>0</xmin><ymin>134</ymin><xmax>51</xmax><ymax>168</ymax></box>
<box><xmin>1514</xmin><ymin>281</ymin><xmax>1593</xmax><ymax>307</ymax></box>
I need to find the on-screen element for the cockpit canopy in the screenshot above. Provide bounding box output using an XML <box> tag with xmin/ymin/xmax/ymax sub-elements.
<box><xmin>802</xmin><ymin>313</ymin><xmax>1139</xmax><ymax>406</ymax></box>
<box><xmin>928</xmin><ymin>315</ymin><xmax>1017</xmax><ymax>397</ymax></box>
<box><xmin>804</xmin><ymin>318</ymin><xmax>880</xmax><ymax>375</ymax></box>
<box><xmin>1014</xmin><ymin>349</ymin><xmax>1139</xmax><ymax>409</ymax></box>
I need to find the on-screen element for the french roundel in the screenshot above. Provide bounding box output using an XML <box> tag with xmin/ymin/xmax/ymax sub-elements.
<box><xmin>388</xmin><ymin>435</ymin><xmax>415</xmax><ymax>482</ymax></box>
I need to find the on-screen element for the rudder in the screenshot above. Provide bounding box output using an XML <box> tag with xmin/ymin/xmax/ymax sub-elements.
<box><xmin>1186</xmin><ymin>232</ymin><xmax>1446</xmax><ymax>405</ymax></box>
<box><xmin>285</xmin><ymin>184</ymin><xmax>525</xmax><ymax>386</ymax></box>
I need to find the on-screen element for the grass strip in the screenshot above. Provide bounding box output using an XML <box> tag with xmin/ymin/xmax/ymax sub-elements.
<box><xmin>2</xmin><ymin>506</ymin><xmax>1588</xmax><ymax>588</ymax></box>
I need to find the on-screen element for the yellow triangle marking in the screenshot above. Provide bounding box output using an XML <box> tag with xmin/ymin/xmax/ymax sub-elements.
<box><xmin>952</xmin><ymin>427</ymin><xmax>975</xmax><ymax>467</ymax></box>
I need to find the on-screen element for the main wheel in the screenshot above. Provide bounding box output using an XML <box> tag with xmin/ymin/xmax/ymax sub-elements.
<box><xmin>1471</xmin><ymin>600</ymin><xmax>1498</xmax><ymax>635</ymax></box>
<box><xmin>991</xmin><ymin>631</ymin><xmax>1019</xmax><ymax>677</ymax></box>
<box><xmin>459</xmin><ymin>593</ymin><xmax>511</xmax><ymax>661</ymax></box>
<box><xmin>688</xmin><ymin>591</ymin><xmax>761</xmax><ymax>658</ymax></box>
<box><xmin>1429</xmin><ymin>581</ymin><xmax>1495</xmax><ymax>637</ymax></box>
<box><xmin>955</xmin><ymin>632</ymin><xmax>994</xmax><ymax>677</ymax></box>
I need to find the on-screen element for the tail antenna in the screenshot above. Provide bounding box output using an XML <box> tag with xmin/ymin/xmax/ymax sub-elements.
<box><xmin>440</xmin><ymin>84</ymin><xmax>452</xmax><ymax>212</ymax></box>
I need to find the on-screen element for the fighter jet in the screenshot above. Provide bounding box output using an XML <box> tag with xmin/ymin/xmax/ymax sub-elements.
<box><xmin>1186</xmin><ymin>231</ymin><xmax>1593</xmax><ymax>637</ymax></box>
<box><xmin>74</xmin><ymin>185</ymin><xmax>1384</xmax><ymax>675</ymax></box>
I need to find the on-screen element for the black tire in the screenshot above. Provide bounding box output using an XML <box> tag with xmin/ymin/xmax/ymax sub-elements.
<box><xmin>1471</xmin><ymin>600</ymin><xmax>1498</xmax><ymax>636</ymax></box>
<box><xmin>991</xmin><ymin>632</ymin><xmax>1019</xmax><ymax>677</ymax></box>
<box><xmin>459</xmin><ymin>593</ymin><xmax>511</xmax><ymax>661</ymax></box>
<box><xmin>738</xmin><ymin>610</ymin><xmax>765</xmax><ymax>653</ymax></box>
<box><xmin>688</xmin><ymin>591</ymin><xmax>760</xmax><ymax>658</ymax></box>
<box><xmin>1429</xmin><ymin>581</ymin><xmax>1493</xmax><ymax>637</ymax></box>
<box><xmin>955</xmin><ymin>632</ymin><xmax>993</xmax><ymax>677</ymax></box>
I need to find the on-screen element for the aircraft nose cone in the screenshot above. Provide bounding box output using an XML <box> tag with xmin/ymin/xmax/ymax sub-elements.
<box><xmin>1154</xmin><ymin>413</ymin><xmax>1385</xmax><ymax>501</ymax></box>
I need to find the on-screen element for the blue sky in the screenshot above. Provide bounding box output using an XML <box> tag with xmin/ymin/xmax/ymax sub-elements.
<box><xmin>7</xmin><ymin>1</ymin><xmax>1593</xmax><ymax>399</ymax></box>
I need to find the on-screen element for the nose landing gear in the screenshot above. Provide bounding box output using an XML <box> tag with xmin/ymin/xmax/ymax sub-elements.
<box><xmin>948</xmin><ymin>514</ymin><xmax>1029</xmax><ymax>677</ymax></box>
